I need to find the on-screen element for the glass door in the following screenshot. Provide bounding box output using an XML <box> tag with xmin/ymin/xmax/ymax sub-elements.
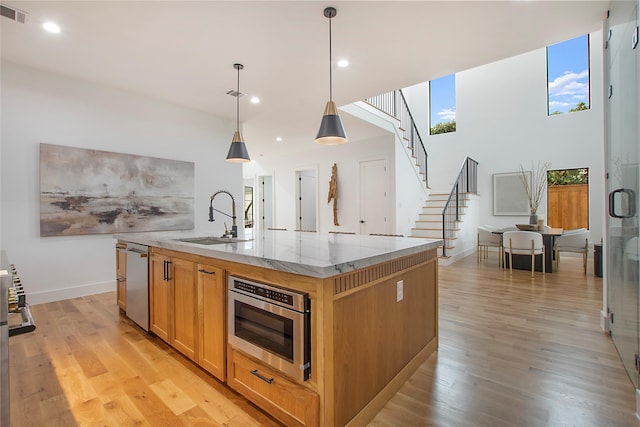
<box><xmin>606</xmin><ymin>1</ymin><xmax>639</xmax><ymax>388</ymax></box>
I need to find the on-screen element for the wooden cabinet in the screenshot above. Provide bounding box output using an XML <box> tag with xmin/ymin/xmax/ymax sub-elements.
<box><xmin>228</xmin><ymin>348</ymin><xmax>318</xmax><ymax>427</ymax></box>
<box><xmin>116</xmin><ymin>242</ymin><xmax>127</xmax><ymax>311</ymax></box>
<box><xmin>172</xmin><ymin>258</ymin><xmax>197</xmax><ymax>360</ymax></box>
<box><xmin>150</xmin><ymin>253</ymin><xmax>171</xmax><ymax>342</ymax></box>
<box><xmin>197</xmin><ymin>264</ymin><xmax>225</xmax><ymax>381</ymax></box>
<box><xmin>150</xmin><ymin>254</ymin><xmax>197</xmax><ymax>360</ymax></box>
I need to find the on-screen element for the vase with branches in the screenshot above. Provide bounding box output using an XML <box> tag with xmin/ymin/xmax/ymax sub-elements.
<box><xmin>519</xmin><ymin>161</ymin><xmax>551</xmax><ymax>224</ymax></box>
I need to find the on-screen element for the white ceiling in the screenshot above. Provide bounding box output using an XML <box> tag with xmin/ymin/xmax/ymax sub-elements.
<box><xmin>1</xmin><ymin>1</ymin><xmax>609</xmax><ymax>156</ymax></box>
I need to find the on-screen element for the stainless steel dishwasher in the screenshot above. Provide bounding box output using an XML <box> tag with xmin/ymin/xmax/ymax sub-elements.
<box><xmin>125</xmin><ymin>243</ymin><xmax>149</xmax><ymax>331</ymax></box>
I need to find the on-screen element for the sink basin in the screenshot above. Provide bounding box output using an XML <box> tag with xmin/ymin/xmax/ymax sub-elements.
<box><xmin>174</xmin><ymin>236</ymin><xmax>252</xmax><ymax>245</ymax></box>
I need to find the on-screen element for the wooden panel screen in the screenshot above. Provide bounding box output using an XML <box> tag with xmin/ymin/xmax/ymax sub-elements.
<box><xmin>547</xmin><ymin>184</ymin><xmax>588</xmax><ymax>230</ymax></box>
<box><xmin>332</xmin><ymin>250</ymin><xmax>435</xmax><ymax>296</ymax></box>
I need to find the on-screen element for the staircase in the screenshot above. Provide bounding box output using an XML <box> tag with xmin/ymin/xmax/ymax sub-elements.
<box><xmin>362</xmin><ymin>90</ymin><xmax>429</xmax><ymax>190</ymax></box>
<box><xmin>410</xmin><ymin>157</ymin><xmax>478</xmax><ymax>258</ymax></box>
<box><xmin>357</xmin><ymin>91</ymin><xmax>478</xmax><ymax>258</ymax></box>
<box><xmin>410</xmin><ymin>193</ymin><xmax>470</xmax><ymax>257</ymax></box>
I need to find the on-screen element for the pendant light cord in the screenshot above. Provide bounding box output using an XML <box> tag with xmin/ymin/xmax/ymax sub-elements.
<box><xmin>236</xmin><ymin>66</ymin><xmax>240</xmax><ymax>132</ymax></box>
<box><xmin>328</xmin><ymin>14</ymin><xmax>333</xmax><ymax>102</ymax></box>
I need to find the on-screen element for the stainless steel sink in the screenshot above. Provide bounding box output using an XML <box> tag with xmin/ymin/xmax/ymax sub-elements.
<box><xmin>174</xmin><ymin>236</ymin><xmax>252</xmax><ymax>245</ymax></box>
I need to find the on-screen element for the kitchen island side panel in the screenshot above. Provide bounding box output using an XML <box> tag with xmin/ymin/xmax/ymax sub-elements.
<box><xmin>331</xmin><ymin>250</ymin><xmax>438</xmax><ymax>426</ymax></box>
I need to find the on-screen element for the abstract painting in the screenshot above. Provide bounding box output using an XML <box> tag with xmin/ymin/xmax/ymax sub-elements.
<box><xmin>40</xmin><ymin>143</ymin><xmax>194</xmax><ymax>236</ymax></box>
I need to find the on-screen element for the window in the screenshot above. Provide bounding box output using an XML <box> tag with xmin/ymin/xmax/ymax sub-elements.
<box><xmin>429</xmin><ymin>74</ymin><xmax>456</xmax><ymax>135</ymax></box>
<box><xmin>547</xmin><ymin>35</ymin><xmax>590</xmax><ymax>115</ymax></box>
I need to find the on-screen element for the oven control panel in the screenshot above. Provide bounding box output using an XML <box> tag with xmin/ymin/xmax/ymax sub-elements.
<box><xmin>228</xmin><ymin>276</ymin><xmax>308</xmax><ymax>313</ymax></box>
<box><xmin>234</xmin><ymin>280</ymin><xmax>293</xmax><ymax>306</ymax></box>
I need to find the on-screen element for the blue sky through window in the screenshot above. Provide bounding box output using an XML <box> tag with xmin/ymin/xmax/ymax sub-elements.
<box><xmin>429</xmin><ymin>74</ymin><xmax>456</xmax><ymax>130</ymax></box>
<box><xmin>547</xmin><ymin>35</ymin><xmax>590</xmax><ymax>114</ymax></box>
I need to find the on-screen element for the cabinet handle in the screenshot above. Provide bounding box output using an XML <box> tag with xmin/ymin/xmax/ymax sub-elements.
<box><xmin>250</xmin><ymin>369</ymin><xmax>274</xmax><ymax>384</ymax></box>
<box><xmin>198</xmin><ymin>269</ymin><xmax>215</xmax><ymax>275</ymax></box>
<box><xmin>163</xmin><ymin>260</ymin><xmax>172</xmax><ymax>281</ymax></box>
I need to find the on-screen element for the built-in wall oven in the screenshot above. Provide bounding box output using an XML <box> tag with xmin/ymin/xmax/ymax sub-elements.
<box><xmin>228</xmin><ymin>275</ymin><xmax>311</xmax><ymax>382</ymax></box>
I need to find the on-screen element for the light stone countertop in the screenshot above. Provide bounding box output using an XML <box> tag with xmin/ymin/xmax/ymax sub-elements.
<box><xmin>114</xmin><ymin>230</ymin><xmax>443</xmax><ymax>278</ymax></box>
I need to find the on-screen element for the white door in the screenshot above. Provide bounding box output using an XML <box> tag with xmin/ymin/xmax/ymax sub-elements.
<box><xmin>258</xmin><ymin>175</ymin><xmax>273</xmax><ymax>230</ymax></box>
<box><xmin>360</xmin><ymin>159</ymin><xmax>389</xmax><ymax>235</ymax></box>
<box><xmin>295</xmin><ymin>169</ymin><xmax>317</xmax><ymax>231</ymax></box>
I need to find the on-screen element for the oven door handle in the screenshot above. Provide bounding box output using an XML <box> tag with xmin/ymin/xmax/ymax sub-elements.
<box><xmin>250</xmin><ymin>369</ymin><xmax>274</xmax><ymax>384</ymax></box>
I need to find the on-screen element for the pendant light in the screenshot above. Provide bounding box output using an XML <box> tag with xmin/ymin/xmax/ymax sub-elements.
<box><xmin>316</xmin><ymin>6</ymin><xmax>348</xmax><ymax>145</ymax></box>
<box><xmin>226</xmin><ymin>63</ymin><xmax>251</xmax><ymax>163</ymax></box>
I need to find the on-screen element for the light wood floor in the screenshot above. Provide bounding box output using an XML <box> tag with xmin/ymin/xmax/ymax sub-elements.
<box><xmin>371</xmin><ymin>253</ymin><xmax>638</xmax><ymax>427</ymax></box>
<box><xmin>9</xmin><ymin>253</ymin><xmax>638</xmax><ymax>426</ymax></box>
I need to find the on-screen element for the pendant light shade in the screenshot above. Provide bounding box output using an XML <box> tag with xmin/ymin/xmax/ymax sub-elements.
<box><xmin>316</xmin><ymin>6</ymin><xmax>347</xmax><ymax>145</ymax></box>
<box><xmin>317</xmin><ymin>101</ymin><xmax>347</xmax><ymax>145</ymax></box>
<box><xmin>226</xmin><ymin>131</ymin><xmax>250</xmax><ymax>163</ymax></box>
<box><xmin>226</xmin><ymin>63</ymin><xmax>251</xmax><ymax>163</ymax></box>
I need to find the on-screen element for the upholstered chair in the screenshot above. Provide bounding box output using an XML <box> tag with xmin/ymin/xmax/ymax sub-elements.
<box><xmin>554</xmin><ymin>228</ymin><xmax>590</xmax><ymax>274</ymax></box>
<box><xmin>477</xmin><ymin>226</ymin><xmax>502</xmax><ymax>266</ymax></box>
<box><xmin>503</xmin><ymin>231</ymin><xmax>545</xmax><ymax>277</ymax></box>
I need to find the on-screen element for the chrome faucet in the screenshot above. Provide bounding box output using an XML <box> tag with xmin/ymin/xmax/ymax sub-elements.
<box><xmin>209</xmin><ymin>190</ymin><xmax>238</xmax><ymax>238</ymax></box>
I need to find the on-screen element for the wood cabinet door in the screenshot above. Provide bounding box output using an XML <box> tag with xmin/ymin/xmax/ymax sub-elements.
<box><xmin>149</xmin><ymin>253</ymin><xmax>170</xmax><ymax>342</ymax></box>
<box><xmin>117</xmin><ymin>277</ymin><xmax>127</xmax><ymax>311</ymax></box>
<box><xmin>172</xmin><ymin>257</ymin><xmax>197</xmax><ymax>361</ymax></box>
<box><xmin>197</xmin><ymin>264</ymin><xmax>225</xmax><ymax>380</ymax></box>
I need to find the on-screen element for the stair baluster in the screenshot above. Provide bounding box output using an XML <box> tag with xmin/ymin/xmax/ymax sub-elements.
<box><xmin>364</xmin><ymin>90</ymin><xmax>428</xmax><ymax>189</ymax></box>
<box><xmin>441</xmin><ymin>157</ymin><xmax>478</xmax><ymax>257</ymax></box>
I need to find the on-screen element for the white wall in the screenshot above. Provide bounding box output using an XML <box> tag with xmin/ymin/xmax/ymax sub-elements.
<box><xmin>245</xmin><ymin>133</ymin><xmax>395</xmax><ymax>234</ymax></box>
<box><xmin>1</xmin><ymin>61</ymin><xmax>242</xmax><ymax>304</ymax></box>
<box><xmin>393</xmin><ymin>131</ymin><xmax>429</xmax><ymax>237</ymax></box>
<box><xmin>403</xmin><ymin>30</ymin><xmax>605</xmax><ymax>243</ymax></box>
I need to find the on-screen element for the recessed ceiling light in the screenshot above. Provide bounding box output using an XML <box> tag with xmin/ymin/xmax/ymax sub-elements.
<box><xmin>42</xmin><ymin>21</ymin><xmax>61</xmax><ymax>34</ymax></box>
<box><xmin>337</xmin><ymin>59</ymin><xmax>349</xmax><ymax>68</ymax></box>
<box><xmin>276</xmin><ymin>137</ymin><xmax>283</xmax><ymax>142</ymax></box>
<box><xmin>250</xmin><ymin>96</ymin><xmax>260</xmax><ymax>104</ymax></box>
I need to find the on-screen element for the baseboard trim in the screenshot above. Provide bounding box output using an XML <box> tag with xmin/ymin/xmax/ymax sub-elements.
<box><xmin>29</xmin><ymin>280</ymin><xmax>116</xmax><ymax>305</ymax></box>
<box><xmin>439</xmin><ymin>247</ymin><xmax>476</xmax><ymax>266</ymax></box>
<box><xmin>601</xmin><ymin>309</ymin><xmax>610</xmax><ymax>332</ymax></box>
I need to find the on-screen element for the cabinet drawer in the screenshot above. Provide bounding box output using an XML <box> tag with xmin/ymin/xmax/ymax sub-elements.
<box><xmin>228</xmin><ymin>348</ymin><xmax>318</xmax><ymax>427</ymax></box>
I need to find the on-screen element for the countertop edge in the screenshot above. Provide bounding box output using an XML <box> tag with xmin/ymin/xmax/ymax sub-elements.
<box><xmin>114</xmin><ymin>232</ymin><xmax>443</xmax><ymax>279</ymax></box>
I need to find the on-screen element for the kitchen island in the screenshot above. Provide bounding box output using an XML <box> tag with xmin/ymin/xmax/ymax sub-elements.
<box><xmin>115</xmin><ymin>230</ymin><xmax>441</xmax><ymax>426</ymax></box>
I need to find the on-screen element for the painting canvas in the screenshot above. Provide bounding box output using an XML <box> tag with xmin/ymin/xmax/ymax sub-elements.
<box><xmin>493</xmin><ymin>171</ymin><xmax>531</xmax><ymax>216</ymax></box>
<box><xmin>40</xmin><ymin>143</ymin><xmax>194</xmax><ymax>236</ymax></box>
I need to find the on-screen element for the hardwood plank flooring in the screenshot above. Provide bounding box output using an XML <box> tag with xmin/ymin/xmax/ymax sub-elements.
<box><xmin>8</xmin><ymin>253</ymin><xmax>638</xmax><ymax>426</ymax></box>
<box><xmin>9</xmin><ymin>293</ymin><xmax>280</xmax><ymax>427</ymax></box>
<box><xmin>370</xmin><ymin>253</ymin><xmax>638</xmax><ymax>427</ymax></box>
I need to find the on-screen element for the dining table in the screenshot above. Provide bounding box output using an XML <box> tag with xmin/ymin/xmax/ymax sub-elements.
<box><xmin>493</xmin><ymin>226</ymin><xmax>563</xmax><ymax>272</ymax></box>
